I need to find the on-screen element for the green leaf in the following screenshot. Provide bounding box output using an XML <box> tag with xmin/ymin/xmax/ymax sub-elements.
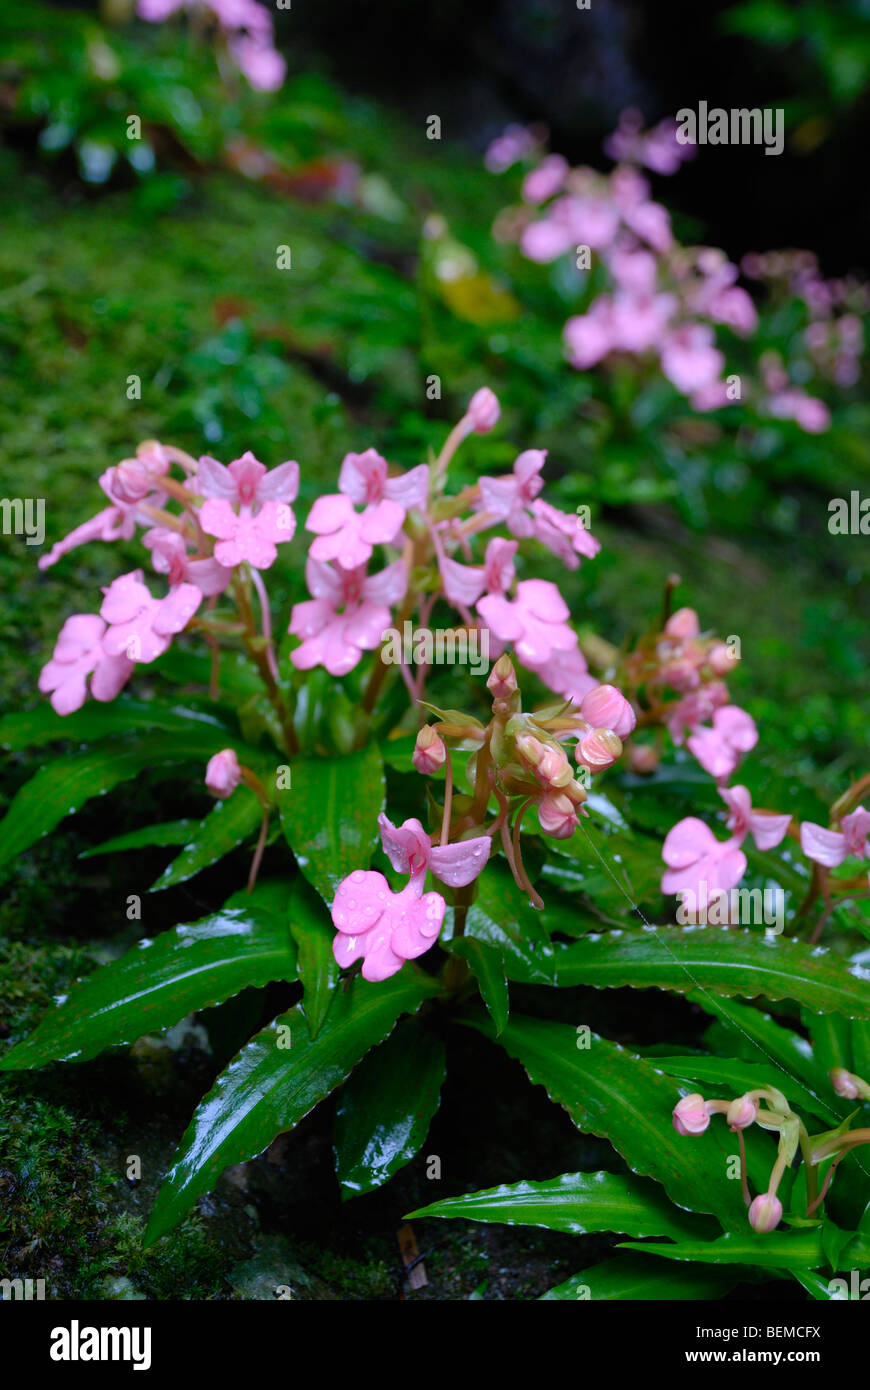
<box><xmin>408</xmin><ymin>1171</ymin><xmax>711</xmax><ymax>1241</ymax></box>
<box><xmin>462</xmin><ymin>867</ymin><xmax>554</xmax><ymax>984</ymax></box>
<box><xmin>288</xmin><ymin>879</ymin><xmax>340</xmax><ymax>1039</ymax></box>
<box><xmin>144</xmin><ymin>966</ymin><xmax>441</xmax><ymax>1244</ymax></box>
<box><xmin>553</xmin><ymin>928</ymin><xmax>870</xmax><ymax>1019</ymax></box>
<box><xmin>334</xmin><ymin>1016</ymin><xmax>446</xmax><ymax>1199</ymax></box>
<box><xmin>619</xmin><ymin>1229</ymin><xmax>830</xmax><ymax>1271</ymax></box>
<box><xmin>0</xmin><ymin>881</ymin><xmax>297</xmax><ymax>1069</ymax></box>
<box><xmin>448</xmin><ymin>938</ymin><xmax>509</xmax><ymax>1034</ymax></box>
<box><xmin>277</xmin><ymin>744</ymin><xmax>385</xmax><ymax>903</ymax></box>
<box><xmin>0</xmin><ymin>698</ymin><xmax>235</xmax><ymax>751</ymax></box>
<box><xmin>540</xmin><ymin>1255</ymin><xmax>737</xmax><ymax>1301</ymax></box>
<box><xmin>79</xmin><ymin>820</ymin><xmax>197</xmax><ymax>858</ymax></box>
<box><xmin>805</xmin><ymin>1009</ymin><xmax>851</xmax><ymax>1073</ymax></box>
<box><xmin>850</xmin><ymin>1020</ymin><xmax>870</xmax><ymax>1080</ymax></box>
<box><xmin>792</xmin><ymin>1270</ymin><xmax>843</xmax><ymax>1300</ymax></box>
<box><xmin>0</xmin><ymin>730</ymin><xmax>259</xmax><ymax>882</ymax></box>
<box><xmin>150</xmin><ymin>791</ymin><xmax>262</xmax><ymax>891</ymax></box>
<box><xmin>468</xmin><ymin>1012</ymin><xmax>747</xmax><ymax>1228</ymax></box>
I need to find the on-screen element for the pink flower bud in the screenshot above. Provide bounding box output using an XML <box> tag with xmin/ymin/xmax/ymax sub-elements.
<box><xmin>110</xmin><ymin>458</ymin><xmax>154</xmax><ymax>504</ymax></box>
<box><xmin>748</xmin><ymin>1192</ymin><xmax>782</xmax><ymax>1234</ymax></box>
<box><xmin>708</xmin><ymin>642</ymin><xmax>737</xmax><ymax>676</ymax></box>
<box><xmin>664</xmin><ymin>607</ymin><xmax>700</xmax><ymax>640</ymax></box>
<box><xmin>205</xmin><ymin>748</ymin><xmax>241</xmax><ymax>798</ymax></box>
<box><xmin>413</xmin><ymin>725</ymin><xmax>447</xmax><ymax>775</ymax></box>
<box><xmin>487</xmin><ymin>653</ymin><xmax>518</xmax><ymax>699</ymax></box>
<box><xmin>466</xmin><ymin>387</ymin><xmax>500</xmax><ymax>434</ymax></box>
<box><xmin>726</xmin><ymin>1095</ymin><xmax>757</xmax><ymax>1130</ymax></box>
<box><xmin>576</xmin><ymin>727</ymin><xmax>623</xmax><ymax>771</ymax></box>
<box><xmin>672</xmin><ymin>1093</ymin><xmax>711</xmax><ymax>1136</ymax></box>
<box><xmin>830</xmin><ymin>1067</ymin><xmax>860</xmax><ymax>1100</ymax></box>
<box><xmin>515</xmin><ymin>733</ymin><xmax>546</xmax><ymax>768</ymax></box>
<box><xmin>537</xmin><ymin>792</ymin><xmax>579</xmax><ymax>839</ymax></box>
<box><xmin>627</xmin><ymin>743</ymin><xmax>659</xmax><ymax>775</ymax></box>
<box><xmin>535</xmin><ymin>745</ymin><xmax>573</xmax><ymax>789</ymax></box>
<box><xmin>579</xmin><ymin>684</ymin><xmax>636</xmax><ymax>738</ymax></box>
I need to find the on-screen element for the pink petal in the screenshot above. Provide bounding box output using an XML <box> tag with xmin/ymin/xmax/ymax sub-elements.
<box><xmin>346</xmin><ymin>600</ymin><xmax>391</xmax><ymax>652</ymax></box>
<box><xmin>390</xmin><ymin>889</ymin><xmax>445</xmax><ymax>959</ymax></box>
<box><xmin>100</xmin><ymin>571</ymin><xmax>150</xmax><ymax>626</ymax></box>
<box><xmin>200</xmin><ymin>498</ymin><xmax>240</xmax><ymax>541</ymax></box>
<box><xmin>800</xmin><ymin>822</ymin><xmax>848</xmax><ymax>867</ymax></box>
<box><xmin>662</xmin><ymin>816</ymin><xmax>720</xmax><ymax>869</ymax></box>
<box><xmin>378</xmin><ymin>814</ymin><xmax>431</xmax><ymax>878</ymax></box>
<box><xmin>196</xmin><ymin>455</ymin><xmax>237</xmax><ymax>500</ymax></box>
<box><xmin>289</xmin><ymin>597</ymin><xmax>336</xmax><ymax>641</ymax></box>
<box><xmin>253</xmin><ymin>459</ymin><xmax>300</xmax><ymax>504</ymax></box>
<box><xmin>339</xmin><ymin>449</ymin><xmax>388</xmax><ymax>506</ymax></box>
<box><xmin>478</xmin><ymin>474</ymin><xmax>519</xmax><ymax>520</ymax></box>
<box><xmin>383</xmin><ymin>464</ymin><xmax>429</xmax><ymax>512</ymax></box>
<box><xmin>429</xmin><ymin>835</ymin><xmax>491</xmax><ymax>886</ymax></box>
<box><xmin>153</xmin><ymin>583</ymin><xmax>202</xmax><ymax>636</ymax></box>
<box><xmin>307</xmin><ymin>493</ymin><xmax>354</xmax><ymax>535</ymax></box>
<box><xmin>749</xmin><ymin>811</ymin><xmax>791</xmax><ymax>851</ymax></box>
<box><xmin>441</xmin><ymin>554</ymin><xmax>485</xmax><ymax>607</ymax></box>
<box><xmin>358</xmin><ymin>498</ymin><xmax>404</xmax><ymax>546</ymax></box>
<box><xmin>515</xmin><ymin>578</ymin><xmax>570</xmax><ymax>624</ymax></box>
<box><xmin>713</xmin><ymin>705</ymin><xmax>758</xmax><ymax>753</ymax></box>
<box><xmin>363</xmin><ymin>558</ymin><xmax>407</xmax><ymax>607</ymax></box>
<box><xmin>477</xmin><ymin>593</ymin><xmax>524</xmax><ymax>642</ymax></box>
<box><xmin>331</xmin><ymin>869</ymin><xmax>392</xmax><ymax>935</ymax></box>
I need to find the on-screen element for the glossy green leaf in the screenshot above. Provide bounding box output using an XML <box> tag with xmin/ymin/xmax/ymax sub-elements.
<box><xmin>805</xmin><ymin>1009</ymin><xmax>851</xmax><ymax>1073</ymax></box>
<box><xmin>850</xmin><ymin>1020</ymin><xmax>870</xmax><ymax>1080</ymax></box>
<box><xmin>277</xmin><ymin>744</ymin><xmax>385</xmax><ymax>903</ymax></box>
<box><xmin>792</xmin><ymin>1270</ymin><xmax>844</xmax><ymax>1300</ymax></box>
<box><xmin>150</xmin><ymin>790</ymin><xmax>262</xmax><ymax>891</ymax></box>
<box><xmin>462</xmin><ymin>867</ymin><xmax>554</xmax><ymax>984</ymax></box>
<box><xmin>80</xmin><ymin>820</ymin><xmax>197</xmax><ymax>858</ymax></box>
<box><xmin>468</xmin><ymin>1013</ymin><xmax>746</xmax><ymax>1228</ymax></box>
<box><xmin>334</xmin><ymin>1016</ymin><xmax>446</xmax><ymax>1199</ymax></box>
<box><xmin>619</xmin><ymin>1229</ymin><xmax>831</xmax><ymax>1271</ymax></box>
<box><xmin>144</xmin><ymin>967</ymin><xmax>441</xmax><ymax>1244</ymax></box>
<box><xmin>540</xmin><ymin>1255</ymin><xmax>737</xmax><ymax>1301</ymax></box>
<box><xmin>553</xmin><ymin>928</ymin><xmax>870</xmax><ymax>1019</ymax></box>
<box><xmin>0</xmin><ymin>698</ymin><xmax>236</xmax><ymax>751</ymax></box>
<box><xmin>448</xmin><ymin>937</ymin><xmax>509</xmax><ymax>1034</ymax></box>
<box><xmin>0</xmin><ymin>730</ymin><xmax>258</xmax><ymax>882</ymax></box>
<box><xmin>0</xmin><ymin>880</ymin><xmax>297</xmax><ymax>1069</ymax></box>
<box><xmin>408</xmin><ymin>1171</ymin><xmax>711</xmax><ymax>1241</ymax></box>
<box><xmin>288</xmin><ymin>878</ymin><xmax>340</xmax><ymax>1039</ymax></box>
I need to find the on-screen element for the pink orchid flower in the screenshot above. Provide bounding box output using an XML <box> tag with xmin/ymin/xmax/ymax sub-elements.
<box><xmin>661</xmin><ymin>816</ymin><xmax>747</xmax><ymax>898</ymax></box>
<box><xmin>440</xmin><ymin>536</ymin><xmax>517</xmax><ymax>609</ymax></box>
<box><xmin>687</xmin><ymin>705</ymin><xmax>758</xmax><ymax>781</ymax></box>
<box><xmin>99</xmin><ymin>571</ymin><xmax>203</xmax><ymax>663</ymax></box>
<box><xmin>529</xmin><ymin>499</ymin><xmax>601</xmax><ymax>569</ymax></box>
<box><xmin>331</xmin><ymin>871</ymin><xmax>446</xmax><ymax>982</ymax></box>
<box><xmin>378</xmin><ymin>814</ymin><xmax>491</xmax><ymax>888</ymax></box>
<box><xmin>338</xmin><ymin>449</ymin><xmax>429</xmax><ymax>514</ymax></box>
<box><xmin>719</xmin><ymin>785</ymin><xmax>790</xmax><ymax>852</ymax></box>
<box><xmin>38</xmin><ymin>446</ymin><xmax>169</xmax><ymax>570</ymax></box>
<box><xmin>289</xmin><ymin>556</ymin><xmax>406</xmax><ymax>676</ymax></box>
<box><xmin>478</xmin><ymin>578</ymin><xmax>577</xmax><ymax>669</ymax></box>
<box><xmin>660</xmin><ymin>323</ymin><xmax>724</xmax><ymax>396</ymax></box>
<box><xmin>38</xmin><ymin>614</ymin><xmax>134</xmax><ymax>715</ymax></box>
<box><xmin>305</xmin><ymin>493</ymin><xmax>404</xmax><ymax>570</ymax></box>
<box><xmin>478</xmin><ymin>450</ymin><xmax>546</xmax><ymax>538</ymax></box>
<box><xmin>143</xmin><ymin>527</ymin><xmax>230</xmax><ymax>596</ymax></box>
<box><xmin>801</xmin><ymin>808</ymin><xmax>870</xmax><ymax>878</ymax></box>
<box><xmin>200</xmin><ymin>498</ymin><xmax>295</xmax><ymax>570</ymax></box>
<box><xmin>665</xmin><ymin>683</ymin><xmax>729</xmax><ymax>744</ymax></box>
<box><xmin>196</xmin><ymin>451</ymin><xmax>299</xmax><ymax>507</ymax></box>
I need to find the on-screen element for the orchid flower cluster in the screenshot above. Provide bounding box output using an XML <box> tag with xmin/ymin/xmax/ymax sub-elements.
<box><xmin>136</xmin><ymin>0</ymin><xmax>286</xmax><ymax>92</ymax></box>
<box><xmin>673</xmin><ymin>1069</ymin><xmax>870</xmax><ymax>1234</ymax></box>
<box><xmin>486</xmin><ymin>113</ymin><xmax>839</xmax><ymax>432</ymax></box>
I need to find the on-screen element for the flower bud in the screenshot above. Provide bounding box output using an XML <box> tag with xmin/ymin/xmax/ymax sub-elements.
<box><xmin>537</xmin><ymin>792</ymin><xmax>579</xmax><ymax>839</ymax></box>
<box><xmin>412</xmin><ymin>725</ymin><xmax>447</xmax><ymax>775</ymax></box>
<box><xmin>109</xmin><ymin>458</ymin><xmax>154</xmax><ymax>504</ymax></box>
<box><xmin>487</xmin><ymin>653</ymin><xmax>517</xmax><ymax>699</ymax></box>
<box><xmin>664</xmin><ymin>607</ymin><xmax>700</xmax><ymax>640</ymax></box>
<box><xmin>205</xmin><ymin>748</ymin><xmax>241</xmax><ymax>799</ymax></box>
<box><xmin>515</xmin><ymin>733</ymin><xmax>545</xmax><ymax>768</ymax></box>
<box><xmin>830</xmin><ymin>1067</ymin><xmax>860</xmax><ymax>1100</ymax></box>
<box><xmin>726</xmin><ymin>1094</ymin><xmax>758</xmax><ymax>1130</ymax></box>
<box><xmin>466</xmin><ymin>387</ymin><xmax>500</xmax><ymax>434</ymax></box>
<box><xmin>708</xmin><ymin>642</ymin><xmax>736</xmax><ymax>676</ymax></box>
<box><xmin>535</xmin><ymin>745</ymin><xmax>573</xmax><ymax>789</ymax></box>
<box><xmin>748</xmin><ymin>1192</ymin><xmax>782</xmax><ymax>1234</ymax></box>
<box><xmin>672</xmin><ymin>1093</ymin><xmax>711</xmax><ymax>1136</ymax></box>
<box><xmin>627</xmin><ymin>743</ymin><xmax>659</xmax><ymax>775</ymax></box>
<box><xmin>576</xmin><ymin>727</ymin><xmax>623</xmax><ymax>771</ymax></box>
<box><xmin>579</xmin><ymin>684</ymin><xmax>636</xmax><ymax>738</ymax></box>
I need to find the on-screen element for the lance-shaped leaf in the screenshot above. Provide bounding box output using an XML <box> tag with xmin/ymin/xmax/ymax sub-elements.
<box><xmin>805</xmin><ymin>1009</ymin><xmax>852</xmax><ymax>1074</ymax></box>
<box><xmin>540</xmin><ymin>1255</ymin><xmax>739</xmax><ymax>1301</ymax></box>
<box><xmin>467</xmin><ymin>1012</ymin><xmax>747</xmax><ymax>1228</ymax></box>
<box><xmin>0</xmin><ymin>880</ymin><xmax>297</xmax><ymax>1069</ymax></box>
<box><xmin>619</xmin><ymin>1228</ymin><xmax>870</xmax><ymax>1271</ymax></box>
<box><xmin>0</xmin><ymin>698</ymin><xmax>237</xmax><ymax>751</ymax></box>
<box><xmin>0</xmin><ymin>730</ymin><xmax>262</xmax><ymax>882</ymax></box>
<box><xmin>448</xmin><ymin>938</ymin><xmax>509</xmax><ymax>1034</ymax></box>
<box><xmin>80</xmin><ymin>820</ymin><xmax>197</xmax><ymax>858</ymax></box>
<box><xmin>277</xmin><ymin>744</ymin><xmax>385</xmax><ymax>904</ymax></box>
<box><xmin>288</xmin><ymin>878</ymin><xmax>340</xmax><ymax>1039</ymax></box>
<box><xmin>144</xmin><ymin>966</ymin><xmax>441</xmax><ymax>1245</ymax></box>
<box><xmin>408</xmin><ymin>1171</ymin><xmax>713</xmax><ymax>1242</ymax></box>
<box><xmin>462</xmin><ymin>867</ymin><xmax>554</xmax><ymax>984</ymax></box>
<box><xmin>150</xmin><ymin>790</ymin><xmax>262</xmax><ymax>891</ymax></box>
<box><xmin>553</xmin><ymin>928</ymin><xmax>870</xmax><ymax>1019</ymax></box>
<box><xmin>334</xmin><ymin>1016</ymin><xmax>446</xmax><ymax>1199</ymax></box>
